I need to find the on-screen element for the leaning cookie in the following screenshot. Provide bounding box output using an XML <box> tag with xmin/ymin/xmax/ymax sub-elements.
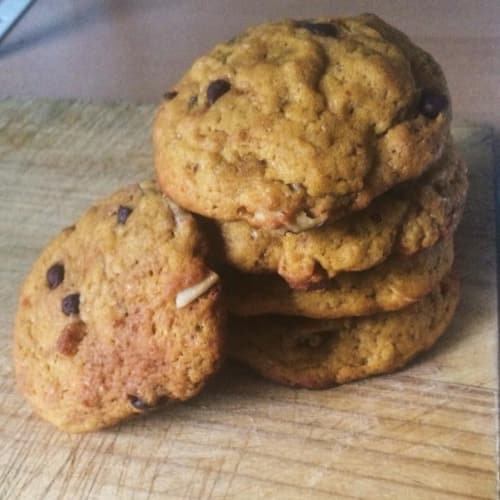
<box><xmin>215</xmin><ymin>145</ymin><xmax>467</xmax><ymax>287</ymax></box>
<box><xmin>228</xmin><ymin>275</ymin><xmax>459</xmax><ymax>389</ymax></box>
<box><xmin>226</xmin><ymin>237</ymin><xmax>453</xmax><ymax>319</ymax></box>
<box><xmin>13</xmin><ymin>181</ymin><xmax>225</xmax><ymax>432</ymax></box>
<box><xmin>154</xmin><ymin>14</ymin><xmax>450</xmax><ymax>231</ymax></box>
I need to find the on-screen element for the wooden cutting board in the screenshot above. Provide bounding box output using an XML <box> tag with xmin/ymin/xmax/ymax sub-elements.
<box><xmin>0</xmin><ymin>98</ymin><xmax>497</xmax><ymax>499</ymax></box>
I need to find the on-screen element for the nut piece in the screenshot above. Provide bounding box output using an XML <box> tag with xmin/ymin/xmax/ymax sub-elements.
<box><xmin>387</xmin><ymin>284</ymin><xmax>418</xmax><ymax>306</ymax></box>
<box><xmin>166</xmin><ymin>198</ymin><xmax>189</xmax><ymax>226</ymax></box>
<box><xmin>286</xmin><ymin>211</ymin><xmax>327</xmax><ymax>233</ymax></box>
<box><xmin>175</xmin><ymin>271</ymin><xmax>220</xmax><ymax>308</ymax></box>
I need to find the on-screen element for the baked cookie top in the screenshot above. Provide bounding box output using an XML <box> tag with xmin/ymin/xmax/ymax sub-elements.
<box><xmin>226</xmin><ymin>237</ymin><xmax>453</xmax><ymax>319</ymax></box>
<box><xmin>228</xmin><ymin>275</ymin><xmax>459</xmax><ymax>388</ymax></box>
<box><xmin>154</xmin><ymin>13</ymin><xmax>450</xmax><ymax>230</ymax></box>
<box><xmin>14</xmin><ymin>181</ymin><xmax>225</xmax><ymax>432</ymax></box>
<box><xmin>216</xmin><ymin>144</ymin><xmax>467</xmax><ymax>288</ymax></box>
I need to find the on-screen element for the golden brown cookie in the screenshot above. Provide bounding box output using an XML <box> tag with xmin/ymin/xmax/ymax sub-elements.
<box><xmin>14</xmin><ymin>181</ymin><xmax>225</xmax><ymax>432</ymax></box>
<box><xmin>226</xmin><ymin>237</ymin><xmax>453</xmax><ymax>318</ymax></box>
<box><xmin>228</xmin><ymin>275</ymin><xmax>459</xmax><ymax>389</ymax></box>
<box><xmin>215</xmin><ymin>146</ymin><xmax>467</xmax><ymax>287</ymax></box>
<box><xmin>154</xmin><ymin>14</ymin><xmax>450</xmax><ymax>231</ymax></box>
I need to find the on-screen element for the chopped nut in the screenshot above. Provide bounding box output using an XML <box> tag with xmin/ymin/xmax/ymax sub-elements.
<box><xmin>139</xmin><ymin>180</ymin><xmax>155</xmax><ymax>191</ymax></box>
<box><xmin>286</xmin><ymin>211</ymin><xmax>326</xmax><ymax>232</ymax></box>
<box><xmin>175</xmin><ymin>271</ymin><xmax>219</xmax><ymax>308</ymax></box>
<box><xmin>387</xmin><ymin>285</ymin><xmax>417</xmax><ymax>305</ymax></box>
<box><xmin>166</xmin><ymin>199</ymin><xmax>189</xmax><ymax>226</ymax></box>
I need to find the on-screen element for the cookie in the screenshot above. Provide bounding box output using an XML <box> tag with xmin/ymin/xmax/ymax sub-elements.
<box><xmin>226</xmin><ymin>237</ymin><xmax>453</xmax><ymax>318</ymax></box>
<box><xmin>215</xmin><ymin>145</ymin><xmax>467</xmax><ymax>287</ymax></box>
<box><xmin>154</xmin><ymin>14</ymin><xmax>450</xmax><ymax>231</ymax></box>
<box><xmin>228</xmin><ymin>275</ymin><xmax>459</xmax><ymax>389</ymax></box>
<box><xmin>13</xmin><ymin>181</ymin><xmax>225</xmax><ymax>432</ymax></box>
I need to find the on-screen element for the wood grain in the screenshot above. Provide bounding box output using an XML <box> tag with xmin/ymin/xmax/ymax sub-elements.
<box><xmin>0</xmin><ymin>98</ymin><xmax>497</xmax><ymax>499</ymax></box>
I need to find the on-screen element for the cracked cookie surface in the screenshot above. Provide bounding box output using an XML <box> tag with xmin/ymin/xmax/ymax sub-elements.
<box><xmin>226</xmin><ymin>237</ymin><xmax>453</xmax><ymax>318</ymax></box>
<box><xmin>216</xmin><ymin>145</ymin><xmax>467</xmax><ymax>287</ymax></box>
<box><xmin>154</xmin><ymin>14</ymin><xmax>450</xmax><ymax>230</ymax></box>
<box><xmin>14</xmin><ymin>181</ymin><xmax>225</xmax><ymax>432</ymax></box>
<box><xmin>228</xmin><ymin>275</ymin><xmax>459</xmax><ymax>388</ymax></box>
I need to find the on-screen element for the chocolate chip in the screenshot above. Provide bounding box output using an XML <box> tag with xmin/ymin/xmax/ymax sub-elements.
<box><xmin>62</xmin><ymin>293</ymin><xmax>80</xmax><ymax>316</ymax></box>
<box><xmin>46</xmin><ymin>263</ymin><xmax>64</xmax><ymax>289</ymax></box>
<box><xmin>127</xmin><ymin>394</ymin><xmax>168</xmax><ymax>411</ymax></box>
<box><xmin>117</xmin><ymin>205</ymin><xmax>133</xmax><ymax>224</ymax></box>
<box><xmin>419</xmin><ymin>91</ymin><xmax>448</xmax><ymax>119</ymax></box>
<box><xmin>295</xmin><ymin>21</ymin><xmax>338</xmax><ymax>38</ymax></box>
<box><xmin>127</xmin><ymin>395</ymin><xmax>149</xmax><ymax>411</ymax></box>
<box><xmin>206</xmin><ymin>79</ymin><xmax>231</xmax><ymax>105</ymax></box>
<box><xmin>370</xmin><ymin>213</ymin><xmax>382</xmax><ymax>224</ymax></box>
<box><xmin>127</xmin><ymin>395</ymin><xmax>152</xmax><ymax>411</ymax></box>
<box><xmin>163</xmin><ymin>90</ymin><xmax>178</xmax><ymax>101</ymax></box>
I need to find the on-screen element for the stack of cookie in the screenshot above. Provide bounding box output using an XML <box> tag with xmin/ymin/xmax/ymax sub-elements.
<box><xmin>13</xmin><ymin>14</ymin><xmax>467</xmax><ymax>432</ymax></box>
<box><xmin>153</xmin><ymin>14</ymin><xmax>467</xmax><ymax>388</ymax></box>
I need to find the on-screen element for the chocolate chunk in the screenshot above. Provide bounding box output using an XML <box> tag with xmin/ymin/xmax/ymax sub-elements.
<box><xmin>419</xmin><ymin>91</ymin><xmax>448</xmax><ymax>118</ymax></box>
<box><xmin>127</xmin><ymin>394</ymin><xmax>168</xmax><ymax>411</ymax></box>
<box><xmin>62</xmin><ymin>293</ymin><xmax>80</xmax><ymax>316</ymax></box>
<box><xmin>117</xmin><ymin>205</ymin><xmax>133</xmax><ymax>224</ymax></box>
<box><xmin>46</xmin><ymin>263</ymin><xmax>65</xmax><ymax>289</ymax></box>
<box><xmin>127</xmin><ymin>395</ymin><xmax>150</xmax><ymax>411</ymax></box>
<box><xmin>295</xmin><ymin>21</ymin><xmax>338</xmax><ymax>38</ymax></box>
<box><xmin>370</xmin><ymin>213</ymin><xmax>382</xmax><ymax>224</ymax></box>
<box><xmin>206</xmin><ymin>79</ymin><xmax>231</xmax><ymax>105</ymax></box>
<box><xmin>127</xmin><ymin>395</ymin><xmax>152</xmax><ymax>411</ymax></box>
<box><xmin>163</xmin><ymin>90</ymin><xmax>178</xmax><ymax>101</ymax></box>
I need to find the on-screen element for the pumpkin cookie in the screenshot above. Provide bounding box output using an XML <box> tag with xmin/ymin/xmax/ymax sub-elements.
<box><xmin>154</xmin><ymin>14</ymin><xmax>450</xmax><ymax>230</ymax></box>
<box><xmin>226</xmin><ymin>238</ymin><xmax>453</xmax><ymax>318</ymax></box>
<box><xmin>228</xmin><ymin>275</ymin><xmax>459</xmax><ymax>388</ymax></box>
<box><xmin>216</xmin><ymin>146</ymin><xmax>466</xmax><ymax>287</ymax></box>
<box><xmin>14</xmin><ymin>181</ymin><xmax>225</xmax><ymax>432</ymax></box>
